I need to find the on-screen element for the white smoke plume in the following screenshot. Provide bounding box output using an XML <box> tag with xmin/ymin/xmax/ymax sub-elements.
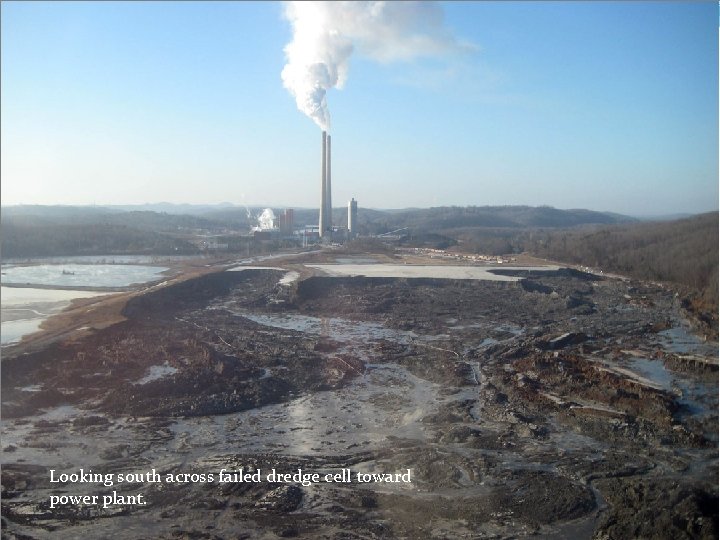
<box><xmin>257</xmin><ymin>208</ymin><xmax>276</xmax><ymax>230</ymax></box>
<box><xmin>281</xmin><ymin>1</ymin><xmax>470</xmax><ymax>131</ymax></box>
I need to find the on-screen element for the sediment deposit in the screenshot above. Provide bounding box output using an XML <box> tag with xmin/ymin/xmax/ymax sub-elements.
<box><xmin>2</xmin><ymin>257</ymin><xmax>717</xmax><ymax>539</ymax></box>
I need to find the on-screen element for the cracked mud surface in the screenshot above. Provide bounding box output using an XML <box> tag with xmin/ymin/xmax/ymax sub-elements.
<box><xmin>2</xmin><ymin>262</ymin><xmax>718</xmax><ymax>539</ymax></box>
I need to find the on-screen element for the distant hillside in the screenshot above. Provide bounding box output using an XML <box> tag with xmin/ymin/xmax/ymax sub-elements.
<box><xmin>529</xmin><ymin>212</ymin><xmax>719</xmax><ymax>334</ymax></box>
<box><xmin>526</xmin><ymin>213</ymin><xmax>718</xmax><ymax>292</ymax></box>
<box><xmin>360</xmin><ymin>205</ymin><xmax>635</xmax><ymax>234</ymax></box>
<box><xmin>2</xmin><ymin>222</ymin><xmax>200</xmax><ymax>258</ymax></box>
<box><xmin>2</xmin><ymin>204</ymin><xmax>634</xmax><ymax>233</ymax></box>
<box><xmin>2</xmin><ymin>206</ymin><xmax>227</xmax><ymax>233</ymax></box>
<box><xmin>106</xmin><ymin>202</ymin><xmax>237</xmax><ymax>214</ymax></box>
<box><xmin>2</xmin><ymin>205</ymin><xmax>119</xmax><ymax>220</ymax></box>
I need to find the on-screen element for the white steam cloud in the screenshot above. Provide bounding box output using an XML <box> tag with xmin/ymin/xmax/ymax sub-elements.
<box><xmin>257</xmin><ymin>208</ymin><xmax>276</xmax><ymax>230</ymax></box>
<box><xmin>281</xmin><ymin>1</ymin><xmax>471</xmax><ymax>131</ymax></box>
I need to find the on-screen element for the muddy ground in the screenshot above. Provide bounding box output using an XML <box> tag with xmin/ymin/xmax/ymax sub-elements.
<box><xmin>1</xmin><ymin>257</ymin><xmax>718</xmax><ymax>539</ymax></box>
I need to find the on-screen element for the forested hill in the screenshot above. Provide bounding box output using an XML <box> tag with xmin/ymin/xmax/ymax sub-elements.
<box><xmin>2</xmin><ymin>204</ymin><xmax>635</xmax><ymax>234</ymax></box>
<box><xmin>521</xmin><ymin>212</ymin><xmax>719</xmax><ymax>333</ymax></box>
<box><xmin>1</xmin><ymin>222</ymin><xmax>200</xmax><ymax>258</ymax></box>
<box><xmin>358</xmin><ymin>205</ymin><xmax>635</xmax><ymax>234</ymax></box>
<box><xmin>2</xmin><ymin>206</ymin><xmax>225</xmax><ymax>232</ymax></box>
<box><xmin>526</xmin><ymin>212</ymin><xmax>717</xmax><ymax>290</ymax></box>
<box><xmin>1</xmin><ymin>207</ymin><xmax>207</xmax><ymax>258</ymax></box>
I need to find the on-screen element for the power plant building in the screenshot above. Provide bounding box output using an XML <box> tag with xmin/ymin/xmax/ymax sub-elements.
<box><xmin>278</xmin><ymin>208</ymin><xmax>294</xmax><ymax>233</ymax></box>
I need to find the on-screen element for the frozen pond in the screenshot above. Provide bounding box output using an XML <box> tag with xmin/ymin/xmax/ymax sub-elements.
<box><xmin>1</xmin><ymin>287</ymin><xmax>109</xmax><ymax>307</ymax></box>
<box><xmin>1</xmin><ymin>287</ymin><xmax>110</xmax><ymax>345</ymax></box>
<box><xmin>2</xmin><ymin>255</ymin><xmax>195</xmax><ymax>265</ymax></box>
<box><xmin>1</xmin><ymin>319</ymin><xmax>44</xmax><ymax>345</ymax></box>
<box><xmin>1</xmin><ymin>262</ymin><xmax>169</xmax><ymax>346</ymax></box>
<box><xmin>306</xmin><ymin>264</ymin><xmax>560</xmax><ymax>281</ymax></box>
<box><xmin>2</xmin><ymin>264</ymin><xmax>169</xmax><ymax>288</ymax></box>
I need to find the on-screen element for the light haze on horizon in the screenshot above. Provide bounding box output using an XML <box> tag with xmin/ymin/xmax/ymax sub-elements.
<box><xmin>1</xmin><ymin>1</ymin><xmax>717</xmax><ymax>216</ymax></box>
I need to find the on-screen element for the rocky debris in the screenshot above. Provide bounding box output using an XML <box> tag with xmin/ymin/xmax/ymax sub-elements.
<box><xmin>593</xmin><ymin>477</ymin><xmax>718</xmax><ymax>540</ymax></box>
<box><xmin>538</xmin><ymin>331</ymin><xmax>590</xmax><ymax>350</ymax></box>
<box><xmin>663</xmin><ymin>353</ymin><xmax>719</xmax><ymax>376</ymax></box>
<box><xmin>256</xmin><ymin>485</ymin><xmax>303</xmax><ymax>512</ymax></box>
<box><xmin>490</xmin><ymin>470</ymin><xmax>596</xmax><ymax>526</ymax></box>
<box><xmin>520</xmin><ymin>279</ymin><xmax>554</xmax><ymax>294</ymax></box>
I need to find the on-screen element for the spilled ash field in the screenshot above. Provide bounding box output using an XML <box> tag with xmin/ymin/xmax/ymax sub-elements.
<box><xmin>1</xmin><ymin>250</ymin><xmax>718</xmax><ymax>539</ymax></box>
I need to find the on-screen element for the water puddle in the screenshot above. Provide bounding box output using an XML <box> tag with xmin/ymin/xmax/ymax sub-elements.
<box><xmin>622</xmin><ymin>356</ymin><xmax>718</xmax><ymax>440</ymax></box>
<box><xmin>232</xmin><ymin>312</ymin><xmax>424</xmax><ymax>346</ymax></box>
<box><xmin>625</xmin><ymin>357</ymin><xmax>674</xmax><ymax>391</ymax></box>
<box><xmin>18</xmin><ymin>384</ymin><xmax>43</xmax><ymax>393</ymax></box>
<box><xmin>134</xmin><ymin>363</ymin><xmax>178</xmax><ymax>385</ymax></box>
<box><xmin>170</xmin><ymin>363</ymin><xmax>441</xmax><ymax>458</ymax></box>
<box><xmin>658</xmin><ymin>326</ymin><xmax>718</xmax><ymax>357</ymax></box>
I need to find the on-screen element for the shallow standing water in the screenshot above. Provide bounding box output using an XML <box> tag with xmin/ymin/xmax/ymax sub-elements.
<box><xmin>1</xmin><ymin>263</ymin><xmax>169</xmax><ymax>345</ymax></box>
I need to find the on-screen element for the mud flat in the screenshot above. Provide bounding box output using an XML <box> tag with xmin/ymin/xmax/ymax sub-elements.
<box><xmin>1</xmin><ymin>258</ymin><xmax>717</xmax><ymax>539</ymax></box>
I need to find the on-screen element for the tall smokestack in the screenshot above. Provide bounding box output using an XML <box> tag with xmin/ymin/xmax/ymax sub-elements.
<box><xmin>319</xmin><ymin>131</ymin><xmax>327</xmax><ymax>237</ymax></box>
<box><xmin>348</xmin><ymin>198</ymin><xmax>358</xmax><ymax>237</ymax></box>
<box><xmin>326</xmin><ymin>134</ymin><xmax>332</xmax><ymax>231</ymax></box>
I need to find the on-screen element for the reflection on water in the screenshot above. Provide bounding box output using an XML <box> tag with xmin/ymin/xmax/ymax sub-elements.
<box><xmin>169</xmin><ymin>363</ymin><xmax>441</xmax><ymax>458</ymax></box>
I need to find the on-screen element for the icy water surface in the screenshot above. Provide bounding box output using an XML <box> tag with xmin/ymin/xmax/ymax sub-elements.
<box><xmin>2</xmin><ymin>264</ymin><xmax>169</xmax><ymax>288</ymax></box>
<box><xmin>1</xmin><ymin>287</ymin><xmax>111</xmax><ymax>345</ymax></box>
<box><xmin>658</xmin><ymin>325</ymin><xmax>719</xmax><ymax>356</ymax></box>
<box><xmin>1</xmin><ymin>319</ymin><xmax>44</xmax><ymax>345</ymax></box>
<box><xmin>1</xmin><ymin>263</ymin><xmax>170</xmax><ymax>344</ymax></box>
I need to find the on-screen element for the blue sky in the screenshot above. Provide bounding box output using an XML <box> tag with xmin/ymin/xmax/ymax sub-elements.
<box><xmin>1</xmin><ymin>1</ymin><xmax>717</xmax><ymax>215</ymax></box>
